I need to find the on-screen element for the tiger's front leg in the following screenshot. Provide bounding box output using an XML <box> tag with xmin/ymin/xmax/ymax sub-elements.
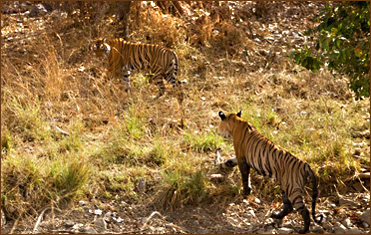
<box><xmin>236</xmin><ymin>156</ymin><xmax>251</xmax><ymax>196</ymax></box>
<box><xmin>122</xmin><ymin>65</ymin><xmax>132</xmax><ymax>94</ymax></box>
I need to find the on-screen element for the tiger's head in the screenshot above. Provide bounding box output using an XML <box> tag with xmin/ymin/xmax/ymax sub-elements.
<box><xmin>218</xmin><ymin>110</ymin><xmax>242</xmax><ymax>138</ymax></box>
<box><xmin>90</xmin><ymin>38</ymin><xmax>111</xmax><ymax>57</ymax></box>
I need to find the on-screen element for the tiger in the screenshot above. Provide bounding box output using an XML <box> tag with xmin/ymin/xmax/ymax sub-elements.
<box><xmin>217</xmin><ymin>110</ymin><xmax>323</xmax><ymax>234</ymax></box>
<box><xmin>91</xmin><ymin>38</ymin><xmax>183</xmax><ymax>103</ymax></box>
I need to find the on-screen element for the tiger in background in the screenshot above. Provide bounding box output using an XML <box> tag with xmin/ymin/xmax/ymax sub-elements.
<box><xmin>91</xmin><ymin>38</ymin><xmax>184</xmax><ymax>104</ymax></box>
<box><xmin>217</xmin><ymin>110</ymin><xmax>323</xmax><ymax>234</ymax></box>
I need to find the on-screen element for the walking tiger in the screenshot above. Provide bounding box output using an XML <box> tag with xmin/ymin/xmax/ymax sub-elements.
<box><xmin>91</xmin><ymin>38</ymin><xmax>183</xmax><ymax>103</ymax></box>
<box><xmin>218</xmin><ymin>110</ymin><xmax>323</xmax><ymax>233</ymax></box>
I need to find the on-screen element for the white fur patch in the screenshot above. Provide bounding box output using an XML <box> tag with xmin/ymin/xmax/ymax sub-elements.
<box><xmin>105</xmin><ymin>44</ymin><xmax>111</xmax><ymax>55</ymax></box>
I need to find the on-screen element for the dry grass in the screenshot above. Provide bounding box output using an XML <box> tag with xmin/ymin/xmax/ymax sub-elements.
<box><xmin>1</xmin><ymin>1</ymin><xmax>369</xmax><ymax>222</ymax></box>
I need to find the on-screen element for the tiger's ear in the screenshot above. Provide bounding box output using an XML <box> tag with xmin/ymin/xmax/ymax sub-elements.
<box><xmin>219</xmin><ymin>111</ymin><xmax>226</xmax><ymax>120</ymax></box>
<box><xmin>237</xmin><ymin>110</ymin><xmax>242</xmax><ymax>117</ymax></box>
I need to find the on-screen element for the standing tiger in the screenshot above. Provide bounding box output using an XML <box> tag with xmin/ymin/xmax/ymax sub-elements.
<box><xmin>91</xmin><ymin>38</ymin><xmax>183</xmax><ymax>103</ymax></box>
<box><xmin>218</xmin><ymin>110</ymin><xmax>323</xmax><ymax>234</ymax></box>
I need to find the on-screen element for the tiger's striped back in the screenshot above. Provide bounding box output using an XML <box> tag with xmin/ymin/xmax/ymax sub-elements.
<box><xmin>91</xmin><ymin>38</ymin><xmax>183</xmax><ymax>103</ymax></box>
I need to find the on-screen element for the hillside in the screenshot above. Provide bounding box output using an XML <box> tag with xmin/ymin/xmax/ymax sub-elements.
<box><xmin>1</xmin><ymin>1</ymin><xmax>370</xmax><ymax>234</ymax></box>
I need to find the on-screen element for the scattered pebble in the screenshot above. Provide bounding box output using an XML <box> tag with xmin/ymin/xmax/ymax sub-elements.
<box><xmin>339</xmin><ymin>198</ymin><xmax>360</xmax><ymax>208</ymax></box>
<box><xmin>80</xmin><ymin>226</ymin><xmax>98</xmax><ymax>234</ymax></box>
<box><xmin>359</xmin><ymin>208</ymin><xmax>370</xmax><ymax>225</ymax></box>
<box><xmin>94</xmin><ymin>209</ymin><xmax>103</xmax><ymax>215</ymax></box>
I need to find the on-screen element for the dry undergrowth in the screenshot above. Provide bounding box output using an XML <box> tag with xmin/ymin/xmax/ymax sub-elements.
<box><xmin>1</xmin><ymin>1</ymin><xmax>369</xmax><ymax>223</ymax></box>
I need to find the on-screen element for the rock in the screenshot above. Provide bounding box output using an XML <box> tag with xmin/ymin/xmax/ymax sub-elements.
<box><xmin>63</xmin><ymin>220</ymin><xmax>75</xmax><ymax>228</ymax></box>
<box><xmin>29</xmin><ymin>4</ymin><xmax>48</xmax><ymax>17</ymax></box>
<box><xmin>257</xmin><ymin>229</ymin><xmax>274</xmax><ymax>234</ymax></box>
<box><xmin>72</xmin><ymin>223</ymin><xmax>84</xmax><ymax>231</ymax></box>
<box><xmin>137</xmin><ymin>179</ymin><xmax>146</xmax><ymax>193</ymax></box>
<box><xmin>276</xmin><ymin>227</ymin><xmax>294</xmax><ymax>234</ymax></box>
<box><xmin>209</xmin><ymin>174</ymin><xmax>224</xmax><ymax>182</ymax></box>
<box><xmin>339</xmin><ymin>198</ymin><xmax>360</xmax><ymax>208</ymax></box>
<box><xmin>352</xmin><ymin>182</ymin><xmax>365</xmax><ymax>192</ymax></box>
<box><xmin>362</xmin><ymin>222</ymin><xmax>369</xmax><ymax>228</ymax></box>
<box><xmin>333</xmin><ymin>226</ymin><xmax>346</xmax><ymax>234</ymax></box>
<box><xmin>359</xmin><ymin>208</ymin><xmax>370</xmax><ymax>225</ymax></box>
<box><xmin>318</xmin><ymin>209</ymin><xmax>330</xmax><ymax>215</ymax></box>
<box><xmin>358</xmin><ymin>172</ymin><xmax>370</xmax><ymax>179</ymax></box>
<box><xmin>311</xmin><ymin>225</ymin><xmax>324</xmax><ymax>233</ymax></box>
<box><xmin>345</xmin><ymin>228</ymin><xmax>363</xmax><ymax>234</ymax></box>
<box><xmin>93</xmin><ymin>218</ymin><xmax>107</xmax><ymax>233</ymax></box>
<box><xmin>322</xmin><ymin>222</ymin><xmax>333</xmax><ymax>232</ymax></box>
<box><xmin>341</xmin><ymin>218</ymin><xmax>352</xmax><ymax>228</ymax></box>
<box><xmin>79</xmin><ymin>201</ymin><xmax>86</xmax><ymax>206</ymax></box>
<box><xmin>1</xmin><ymin>209</ymin><xmax>6</xmax><ymax>227</ymax></box>
<box><xmin>94</xmin><ymin>209</ymin><xmax>103</xmax><ymax>215</ymax></box>
<box><xmin>41</xmin><ymin>3</ymin><xmax>53</xmax><ymax>12</ymax></box>
<box><xmin>255</xmin><ymin>197</ymin><xmax>261</xmax><ymax>204</ymax></box>
<box><xmin>112</xmin><ymin>216</ymin><xmax>124</xmax><ymax>223</ymax></box>
<box><xmin>80</xmin><ymin>226</ymin><xmax>98</xmax><ymax>234</ymax></box>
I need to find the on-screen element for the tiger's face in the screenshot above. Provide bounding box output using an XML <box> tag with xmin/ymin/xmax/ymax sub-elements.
<box><xmin>218</xmin><ymin>111</ymin><xmax>242</xmax><ymax>138</ymax></box>
<box><xmin>91</xmin><ymin>38</ymin><xmax>111</xmax><ymax>57</ymax></box>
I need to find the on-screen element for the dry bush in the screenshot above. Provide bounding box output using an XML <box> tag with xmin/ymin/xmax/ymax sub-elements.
<box><xmin>128</xmin><ymin>2</ymin><xmax>185</xmax><ymax>48</ymax></box>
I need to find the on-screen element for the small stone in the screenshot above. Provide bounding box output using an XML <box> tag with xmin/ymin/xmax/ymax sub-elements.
<box><xmin>276</xmin><ymin>227</ymin><xmax>294</xmax><ymax>234</ymax></box>
<box><xmin>93</xmin><ymin>218</ymin><xmax>107</xmax><ymax>232</ymax></box>
<box><xmin>333</xmin><ymin>226</ymin><xmax>346</xmax><ymax>234</ymax></box>
<box><xmin>359</xmin><ymin>208</ymin><xmax>370</xmax><ymax>225</ymax></box>
<box><xmin>1</xmin><ymin>209</ymin><xmax>6</xmax><ymax>227</ymax></box>
<box><xmin>255</xmin><ymin>198</ymin><xmax>261</xmax><ymax>204</ymax></box>
<box><xmin>80</xmin><ymin>226</ymin><xmax>98</xmax><ymax>234</ymax></box>
<box><xmin>63</xmin><ymin>220</ymin><xmax>75</xmax><ymax>228</ymax></box>
<box><xmin>257</xmin><ymin>229</ymin><xmax>273</xmax><ymax>234</ymax></box>
<box><xmin>345</xmin><ymin>228</ymin><xmax>363</xmax><ymax>234</ymax></box>
<box><xmin>94</xmin><ymin>209</ymin><xmax>103</xmax><ymax>215</ymax></box>
<box><xmin>322</xmin><ymin>222</ymin><xmax>333</xmax><ymax>232</ymax></box>
<box><xmin>72</xmin><ymin>223</ymin><xmax>83</xmax><ymax>230</ymax></box>
<box><xmin>209</xmin><ymin>174</ymin><xmax>224</xmax><ymax>182</ymax></box>
<box><xmin>362</xmin><ymin>222</ymin><xmax>369</xmax><ymax>228</ymax></box>
<box><xmin>333</xmin><ymin>222</ymin><xmax>347</xmax><ymax>233</ymax></box>
<box><xmin>79</xmin><ymin>201</ymin><xmax>86</xmax><ymax>206</ymax></box>
<box><xmin>137</xmin><ymin>179</ymin><xmax>146</xmax><ymax>193</ymax></box>
<box><xmin>29</xmin><ymin>4</ymin><xmax>48</xmax><ymax>17</ymax></box>
<box><xmin>318</xmin><ymin>209</ymin><xmax>330</xmax><ymax>215</ymax></box>
<box><xmin>341</xmin><ymin>218</ymin><xmax>352</xmax><ymax>228</ymax></box>
<box><xmin>311</xmin><ymin>225</ymin><xmax>324</xmax><ymax>233</ymax></box>
<box><xmin>352</xmin><ymin>182</ymin><xmax>365</xmax><ymax>192</ymax></box>
<box><xmin>339</xmin><ymin>198</ymin><xmax>360</xmax><ymax>207</ymax></box>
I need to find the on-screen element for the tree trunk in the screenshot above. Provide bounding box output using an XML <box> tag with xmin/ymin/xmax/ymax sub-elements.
<box><xmin>115</xmin><ymin>1</ymin><xmax>131</xmax><ymax>39</ymax></box>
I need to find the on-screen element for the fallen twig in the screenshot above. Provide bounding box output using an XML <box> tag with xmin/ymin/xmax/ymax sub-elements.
<box><xmin>33</xmin><ymin>207</ymin><xmax>62</xmax><ymax>234</ymax></box>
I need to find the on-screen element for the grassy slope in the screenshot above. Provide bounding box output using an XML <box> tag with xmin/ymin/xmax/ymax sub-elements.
<box><xmin>1</xmin><ymin>2</ymin><xmax>369</xmax><ymax>221</ymax></box>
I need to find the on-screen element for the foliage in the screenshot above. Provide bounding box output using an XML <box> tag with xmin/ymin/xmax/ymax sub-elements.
<box><xmin>292</xmin><ymin>2</ymin><xmax>370</xmax><ymax>99</ymax></box>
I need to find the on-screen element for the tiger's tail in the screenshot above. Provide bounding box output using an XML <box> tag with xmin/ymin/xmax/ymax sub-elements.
<box><xmin>306</xmin><ymin>165</ymin><xmax>323</xmax><ymax>224</ymax></box>
<box><xmin>169</xmin><ymin>51</ymin><xmax>184</xmax><ymax>103</ymax></box>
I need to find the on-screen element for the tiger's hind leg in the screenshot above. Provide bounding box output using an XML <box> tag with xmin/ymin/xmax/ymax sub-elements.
<box><xmin>291</xmin><ymin>195</ymin><xmax>310</xmax><ymax>234</ymax></box>
<box><xmin>150</xmin><ymin>74</ymin><xmax>166</xmax><ymax>98</ymax></box>
<box><xmin>169</xmin><ymin>78</ymin><xmax>184</xmax><ymax>105</ymax></box>
<box><xmin>271</xmin><ymin>190</ymin><xmax>293</xmax><ymax>219</ymax></box>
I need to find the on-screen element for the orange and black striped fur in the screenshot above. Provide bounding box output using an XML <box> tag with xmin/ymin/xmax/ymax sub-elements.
<box><xmin>218</xmin><ymin>111</ymin><xmax>323</xmax><ymax>234</ymax></box>
<box><xmin>91</xmin><ymin>38</ymin><xmax>183</xmax><ymax>103</ymax></box>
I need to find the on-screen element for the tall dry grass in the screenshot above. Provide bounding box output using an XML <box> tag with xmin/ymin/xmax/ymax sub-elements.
<box><xmin>1</xmin><ymin>1</ymin><xmax>369</xmax><ymax>221</ymax></box>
